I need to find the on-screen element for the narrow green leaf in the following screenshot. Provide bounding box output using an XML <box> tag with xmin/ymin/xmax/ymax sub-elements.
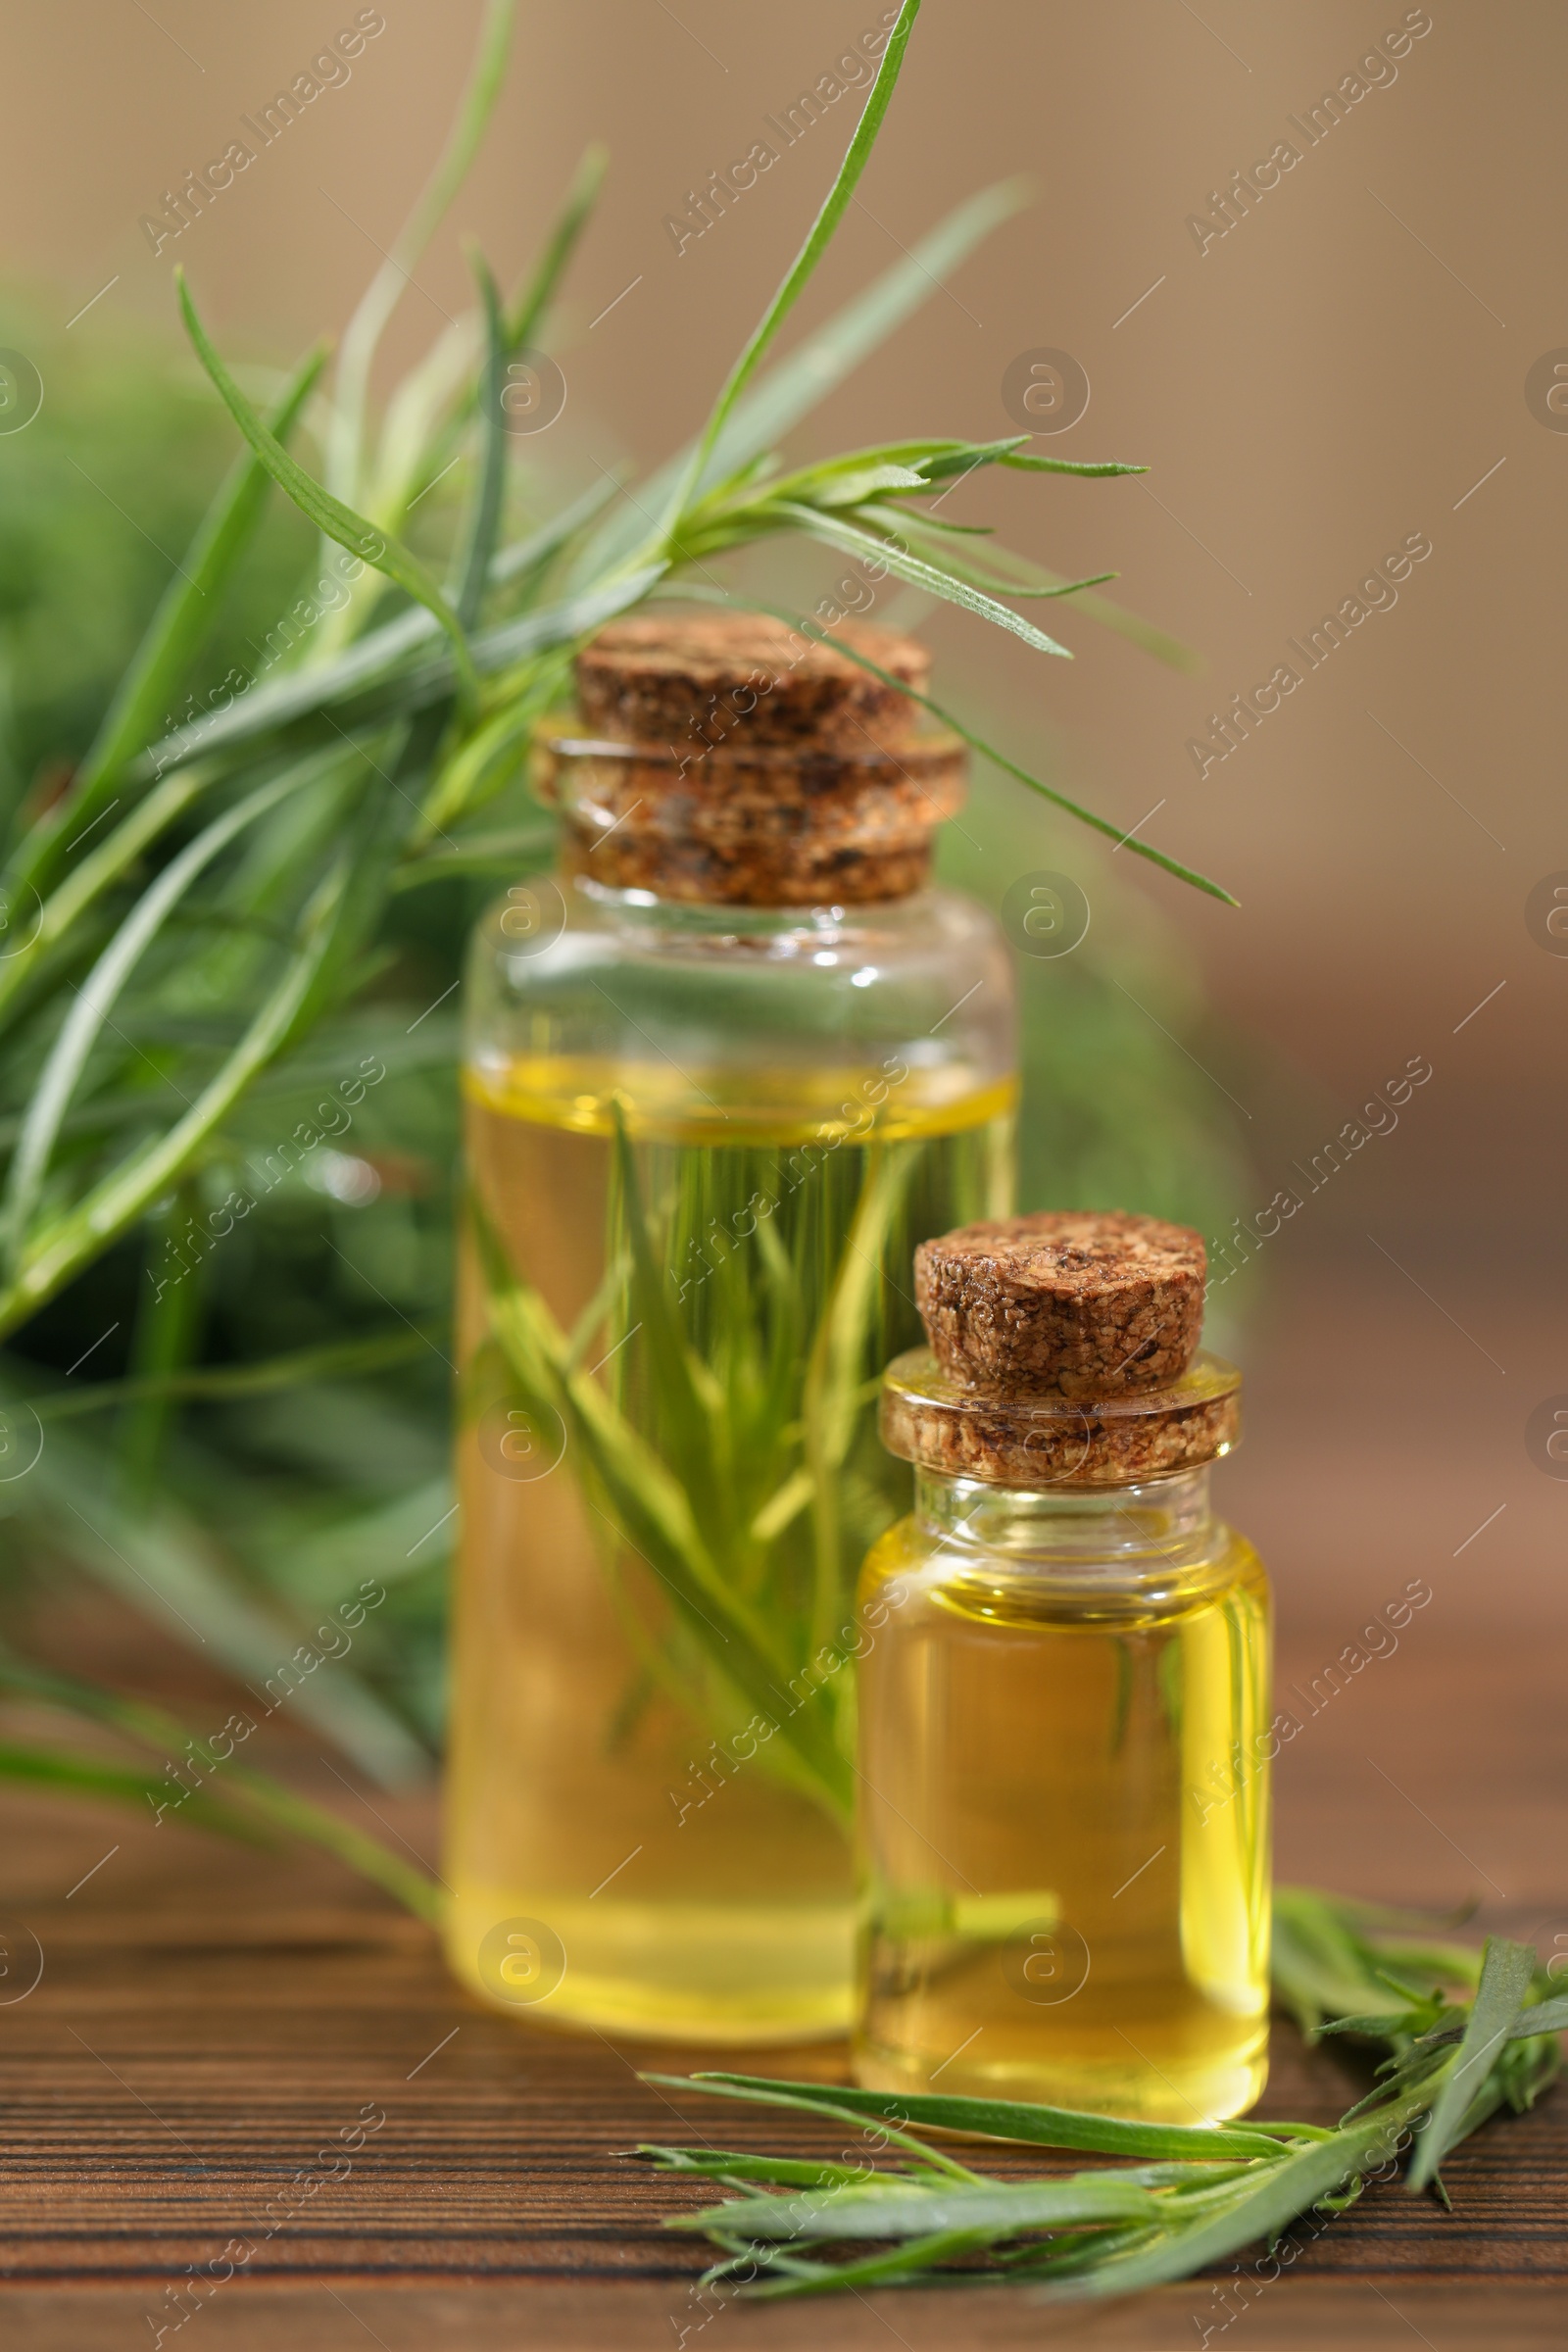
<box><xmin>454</xmin><ymin>247</ymin><xmax>509</xmax><ymax>628</ymax></box>
<box><xmin>176</xmin><ymin>270</ymin><xmax>479</xmax><ymax>709</ymax></box>
<box><xmin>0</xmin><ymin>1739</ymin><xmax>270</xmax><ymax>1844</ymax></box>
<box><xmin>1407</xmin><ymin>1936</ymin><xmax>1538</xmax><ymax>2191</ymax></box>
<box><xmin>506</xmin><ymin>142</ymin><xmax>608</xmax><ymax>351</ymax></box>
<box><xmin>326</xmin><ymin>0</ymin><xmax>514</xmax><ymax>510</ymax></box>
<box><xmin>763</xmin><ymin>502</ymin><xmax>1073</xmax><ymax>660</ymax></box>
<box><xmin>1048</xmin><ymin>2090</ymin><xmax>1430</xmax><ymax>2303</ymax></box>
<box><xmin>932</xmin><ymin>527</ymin><xmax>1198</xmax><ymax>671</ymax></box>
<box><xmin>736</xmin><ymin>2228</ymin><xmax>1007</xmax><ymax>2299</ymax></box>
<box><xmin>1512</xmin><ymin>1996</ymin><xmax>1568</xmax><ymax>2037</ymax></box>
<box><xmin>633</xmin><ymin>2145</ymin><xmax>893</xmax><ymax>2189</ymax></box>
<box><xmin>0</xmin><ymin>1659</ymin><xmax>440</xmax><ymax>1921</ymax></box>
<box><xmin>999</xmin><ymin>449</ymin><xmax>1149</xmax><ymax>477</ymax></box>
<box><xmin>2</xmin><ymin>760</ymin><xmax>319</xmax><ymax>1265</ymax></box>
<box><xmin>217</xmin><ymin>1760</ymin><xmax>443</xmax><ymax>1924</ymax></box>
<box><xmin>577</xmin><ymin>181</ymin><xmax>1028</xmax><ymax>581</ymax></box>
<box><xmin>811</xmin><ymin>465</ymin><xmax>931</xmax><ymax>506</ymax></box>
<box><xmin>12</xmin><ymin>346</ymin><xmax>324</xmax><ymax>897</ymax></box>
<box><xmin>24</xmin><ymin>1326</ymin><xmax>428</xmax><ymax>1422</ymax></box>
<box><xmin>857</xmin><ymin>509</ymin><xmax>1117</xmax><ymax>599</ymax></box>
<box><xmin>667</xmin><ymin>2170</ymin><xmax>1163</xmax><ymax>2241</ymax></box>
<box><xmin>663</xmin><ymin>2073</ymin><xmax>1291</xmax><ymax>2163</ymax></box>
<box><xmin>117</xmin><ymin>1178</ymin><xmax>207</xmax><ymax>1503</ymax></box>
<box><xmin>640</xmin><ymin>2077</ymin><xmax>982</xmax><ymax>2178</ymax></box>
<box><xmin>658</xmin><ymin>590</ymin><xmax>1238</xmax><ymax>906</ymax></box>
<box><xmin>1318</xmin><ymin>2009</ymin><xmax>1441</xmax><ymax>2040</ymax></box>
<box><xmin>668</xmin><ymin>0</ymin><xmax>923</xmax><ymax>521</ymax></box>
<box><xmin>392</xmin><ymin>823</ymin><xmax>556</xmax><ymax>888</ymax></box>
<box><xmin>0</xmin><ymin>759</ymin><xmax>216</xmax><ymax>1027</ymax></box>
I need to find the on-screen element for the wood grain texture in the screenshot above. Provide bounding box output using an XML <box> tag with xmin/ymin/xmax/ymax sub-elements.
<box><xmin>0</xmin><ymin>1263</ymin><xmax>1561</xmax><ymax>2348</ymax></box>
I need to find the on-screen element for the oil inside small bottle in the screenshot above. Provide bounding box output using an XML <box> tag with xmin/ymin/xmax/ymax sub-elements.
<box><xmin>855</xmin><ymin>1487</ymin><xmax>1271</xmax><ymax>2122</ymax></box>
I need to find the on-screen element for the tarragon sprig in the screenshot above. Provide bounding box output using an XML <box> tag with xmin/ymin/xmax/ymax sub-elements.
<box><xmin>635</xmin><ymin>1889</ymin><xmax>1563</xmax><ymax>2301</ymax></box>
<box><xmin>0</xmin><ymin>0</ymin><xmax>1224</xmax><ymax>1774</ymax></box>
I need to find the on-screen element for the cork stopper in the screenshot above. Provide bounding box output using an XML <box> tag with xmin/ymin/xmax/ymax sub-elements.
<box><xmin>574</xmin><ymin>614</ymin><xmax>929</xmax><ymax>751</ymax></box>
<box><xmin>913</xmin><ymin>1210</ymin><xmax>1206</xmax><ymax>1400</ymax></box>
<box><xmin>880</xmin><ymin>1348</ymin><xmax>1240</xmax><ymax>1489</ymax></box>
<box><xmin>888</xmin><ymin>1210</ymin><xmax>1229</xmax><ymax>1488</ymax></box>
<box><xmin>543</xmin><ymin>612</ymin><xmax>965</xmax><ymax>906</ymax></box>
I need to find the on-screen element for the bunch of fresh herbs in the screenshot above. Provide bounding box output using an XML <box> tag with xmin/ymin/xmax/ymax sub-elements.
<box><xmin>0</xmin><ymin>0</ymin><xmax>1239</xmax><ymax>1826</ymax></box>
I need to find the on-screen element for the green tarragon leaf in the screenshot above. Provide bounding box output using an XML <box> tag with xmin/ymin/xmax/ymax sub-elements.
<box><xmin>176</xmin><ymin>270</ymin><xmax>479</xmax><ymax>709</ymax></box>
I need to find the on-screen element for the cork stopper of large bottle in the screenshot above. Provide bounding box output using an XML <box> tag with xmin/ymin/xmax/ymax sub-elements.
<box><xmin>574</xmin><ymin>613</ymin><xmax>928</xmax><ymax>748</ymax></box>
<box><xmin>543</xmin><ymin>612</ymin><xmax>966</xmax><ymax>906</ymax></box>
<box><xmin>884</xmin><ymin>1210</ymin><xmax>1238</xmax><ymax>1487</ymax></box>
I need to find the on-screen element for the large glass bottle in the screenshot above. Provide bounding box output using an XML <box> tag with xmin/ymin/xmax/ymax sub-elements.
<box><xmin>856</xmin><ymin>1348</ymin><xmax>1271</xmax><ymax>2121</ymax></box>
<box><xmin>443</xmin><ymin>616</ymin><xmax>1016</xmax><ymax>2041</ymax></box>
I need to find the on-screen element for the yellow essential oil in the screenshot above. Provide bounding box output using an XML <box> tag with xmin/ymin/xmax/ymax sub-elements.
<box><xmin>442</xmin><ymin>613</ymin><xmax>1018</xmax><ymax>2041</ymax></box>
<box><xmin>444</xmin><ymin>1052</ymin><xmax>1014</xmax><ymax>2042</ymax></box>
<box><xmin>854</xmin><ymin>1350</ymin><xmax>1271</xmax><ymax>2123</ymax></box>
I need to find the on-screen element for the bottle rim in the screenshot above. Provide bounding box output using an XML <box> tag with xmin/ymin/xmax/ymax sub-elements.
<box><xmin>535</xmin><ymin>712</ymin><xmax>966</xmax><ymax>907</ymax></box>
<box><xmin>880</xmin><ymin>1346</ymin><xmax>1242</xmax><ymax>1489</ymax></box>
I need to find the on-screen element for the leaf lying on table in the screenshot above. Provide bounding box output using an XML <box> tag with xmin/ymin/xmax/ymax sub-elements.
<box><xmin>633</xmin><ymin>1887</ymin><xmax>1563</xmax><ymax>2302</ymax></box>
<box><xmin>0</xmin><ymin>1649</ymin><xmax>441</xmax><ymax>1924</ymax></box>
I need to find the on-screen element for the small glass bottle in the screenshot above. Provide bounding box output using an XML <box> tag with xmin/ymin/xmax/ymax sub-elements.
<box><xmin>443</xmin><ymin>615</ymin><xmax>1016</xmax><ymax>2043</ymax></box>
<box><xmin>854</xmin><ymin>1221</ymin><xmax>1271</xmax><ymax>2124</ymax></box>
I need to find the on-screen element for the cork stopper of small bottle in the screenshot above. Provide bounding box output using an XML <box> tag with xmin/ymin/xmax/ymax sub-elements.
<box><xmin>884</xmin><ymin>1210</ymin><xmax>1238</xmax><ymax>1487</ymax></box>
<box><xmin>541</xmin><ymin>612</ymin><xmax>966</xmax><ymax>906</ymax></box>
<box><xmin>914</xmin><ymin>1210</ymin><xmax>1206</xmax><ymax>1399</ymax></box>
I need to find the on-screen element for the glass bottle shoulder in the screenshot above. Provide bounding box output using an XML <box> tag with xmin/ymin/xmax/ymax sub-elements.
<box><xmin>472</xmin><ymin>874</ymin><xmax>1008</xmax><ymax>1008</ymax></box>
<box><xmin>860</xmin><ymin>1507</ymin><xmax>1268</xmax><ymax>1634</ymax></box>
<box><xmin>466</xmin><ymin>873</ymin><xmax>1016</xmax><ymax>1144</ymax></box>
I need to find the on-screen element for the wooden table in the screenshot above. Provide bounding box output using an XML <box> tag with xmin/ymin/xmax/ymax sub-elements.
<box><xmin>2</xmin><ymin>1264</ymin><xmax>1563</xmax><ymax>2349</ymax></box>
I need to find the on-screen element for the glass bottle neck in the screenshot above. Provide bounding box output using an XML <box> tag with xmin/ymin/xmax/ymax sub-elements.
<box><xmin>914</xmin><ymin>1464</ymin><xmax>1215</xmax><ymax>1565</ymax></box>
<box><xmin>564</xmin><ymin>866</ymin><xmax>920</xmax><ymax>943</ymax></box>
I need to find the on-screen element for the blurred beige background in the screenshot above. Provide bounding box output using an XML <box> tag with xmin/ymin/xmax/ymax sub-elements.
<box><xmin>2</xmin><ymin>0</ymin><xmax>1563</xmax><ymax>1898</ymax></box>
<box><xmin>6</xmin><ymin>0</ymin><xmax>1562</xmax><ymax>1240</ymax></box>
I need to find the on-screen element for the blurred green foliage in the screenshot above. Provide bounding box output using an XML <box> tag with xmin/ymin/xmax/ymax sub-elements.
<box><xmin>0</xmin><ymin>297</ymin><xmax>311</xmax><ymax>813</ymax></box>
<box><xmin>0</xmin><ymin>298</ymin><xmax>1248</xmax><ymax>1783</ymax></box>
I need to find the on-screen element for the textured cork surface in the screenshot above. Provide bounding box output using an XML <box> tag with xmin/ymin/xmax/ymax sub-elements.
<box><xmin>913</xmin><ymin>1209</ymin><xmax>1206</xmax><ymax>1400</ymax></box>
<box><xmin>573</xmin><ymin>612</ymin><xmax>929</xmax><ymax>751</ymax></box>
<box><xmin>880</xmin><ymin>1347</ymin><xmax>1240</xmax><ymax>1486</ymax></box>
<box><xmin>553</xmin><ymin>613</ymin><xmax>959</xmax><ymax>906</ymax></box>
<box><xmin>548</xmin><ymin>732</ymin><xmax>965</xmax><ymax>906</ymax></box>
